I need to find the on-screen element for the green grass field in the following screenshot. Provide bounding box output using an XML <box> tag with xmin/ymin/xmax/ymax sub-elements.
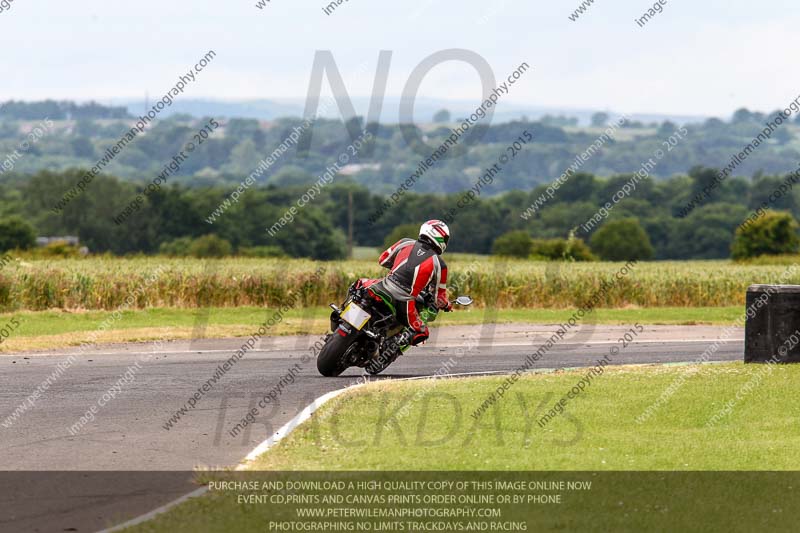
<box><xmin>0</xmin><ymin>306</ymin><xmax>741</xmax><ymax>352</ymax></box>
<box><xmin>119</xmin><ymin>363</ymin><xmax>800</xmax><ymax>532</ymax></box>
<box><xmin>248</xmin><ymin>363</ymin><xmax>800</xmax><ymax>471</ymax></box>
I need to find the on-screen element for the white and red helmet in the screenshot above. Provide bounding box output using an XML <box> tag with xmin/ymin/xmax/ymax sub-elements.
<box><xmin>419</xmin><ymin>219</ymin><xmax>450</xmax><ymax>254</ymax></box>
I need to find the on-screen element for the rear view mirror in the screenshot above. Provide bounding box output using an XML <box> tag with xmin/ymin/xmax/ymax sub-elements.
<box><xmin>454</xmin><ymin>296</ymin><xmax>473</xmax><ymax>306</ymax></box>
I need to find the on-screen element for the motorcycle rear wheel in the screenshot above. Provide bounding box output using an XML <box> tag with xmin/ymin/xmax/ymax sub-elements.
<box><xmin>317</xmin><ymin>332</ymin><xmax>357</xmax><ymax>377</ymax></box>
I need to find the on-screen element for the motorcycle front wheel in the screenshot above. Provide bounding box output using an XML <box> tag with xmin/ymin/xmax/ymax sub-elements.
<box><xmin>316</xmin><ymin>332</ymin><xmax>357</xmax><ymax>377</ymax></box>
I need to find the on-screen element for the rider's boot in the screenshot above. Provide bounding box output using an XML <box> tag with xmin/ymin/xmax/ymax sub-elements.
<box><xmin>395</xmin><ymin>326</ymin><xmax>430</xmax><ymax>348</ymax></box>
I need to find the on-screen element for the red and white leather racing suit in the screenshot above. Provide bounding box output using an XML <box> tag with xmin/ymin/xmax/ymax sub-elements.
<box><xmin>369</xmin><ymin>238</ymin><xmax>451</xmax><ymax>345</ymax></box>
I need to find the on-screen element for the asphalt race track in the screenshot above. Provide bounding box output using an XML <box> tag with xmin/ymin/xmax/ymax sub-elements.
<box><xmin>0</xmin><ymin>324</ymin><xmax>743</xmax><ymax>532</ymax></box>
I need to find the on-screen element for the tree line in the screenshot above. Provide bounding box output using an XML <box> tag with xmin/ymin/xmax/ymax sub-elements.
<box><xmin>0</xmin><ymin>165</ymin><xmax>798</xmax><ymax>260</ymax></box>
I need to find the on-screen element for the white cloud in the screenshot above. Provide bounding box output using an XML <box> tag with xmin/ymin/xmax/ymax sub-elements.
<box><xmin>0</xmin><ymin>0</ymin><xmax>796</xmax><ymax>117</ymax></box>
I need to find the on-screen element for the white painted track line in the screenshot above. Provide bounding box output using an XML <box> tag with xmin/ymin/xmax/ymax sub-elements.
<box><xmin>21</xmin><ymin>337</ymin><xmax>744</xmax><ymax>359</ymax></box>
<box><xmin>99</xmin><ymin>384</ymin><xmax>364</xmax><ymax>532</ymax></box>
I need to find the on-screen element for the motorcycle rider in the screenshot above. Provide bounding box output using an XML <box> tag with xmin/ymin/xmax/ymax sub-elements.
<box><xmin>370</xmin><ymin>220</ymin><xmax>453</xmax><ymax>348</ymax></box>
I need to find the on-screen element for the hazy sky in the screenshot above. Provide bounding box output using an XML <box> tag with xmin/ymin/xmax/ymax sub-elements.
<box><xmin>2</xmin><ymin>0</ymin><xmax>798</xmax><ymax>117</ymax></box>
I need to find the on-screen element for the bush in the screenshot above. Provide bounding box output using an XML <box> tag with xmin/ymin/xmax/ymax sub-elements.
<box><xmin>0</xmin><ymin>216</ymin><xmax>35</xmax><ymax>252</ymax></box>
<box><xmin>159</xmin><ymin>235</ymin><xmax>233</xmax><ymax>258</ymax></box>
<box><xmin>30</xmin><ymin>241</ymin><xmax>83</xmax><ymax>258</ymax></box>
<box><xmin>238</xmin><ymin>246</ymin><xmax>287</xmax><ymax>258</ymax></box>
<box><xmin>159</xmin><ymin>237</ymin><xmax>193</xmax><ymax>257</ymax></box>
<box><xmin>187</xmin><ymin>235</ymin><xmax>233</xmax><ymax>258</ymax></box>
<box><xmin>492</xmin><ymin>231</ymin><xmax>533</xmax><ymax>258</ymax></box>
<box><xmin>531</xmin><ymin>236</ymin><xmax>596</xmax><ymax>261</ymax></box>
<box><xmin>731</xmin><ymin>210</ymin><xmax>800</xmax><ymax>259</ymax></box>
<box><xmin>589</xmin><ymin>218</ymin><xmax>654</xmax><ymax>261</ymax></box>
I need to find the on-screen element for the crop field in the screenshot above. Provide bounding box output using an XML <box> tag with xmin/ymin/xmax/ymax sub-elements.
<box><xmin>0</xmin><ymin>256</ymin><xmax>797</xmax><ymax>312</ymax></box>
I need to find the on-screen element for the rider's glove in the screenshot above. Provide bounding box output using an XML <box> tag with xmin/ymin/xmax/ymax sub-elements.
<box><xmin>439</xmin><ymin>299</ymin><xmax>453</xmax><ymax>312</ymax></box>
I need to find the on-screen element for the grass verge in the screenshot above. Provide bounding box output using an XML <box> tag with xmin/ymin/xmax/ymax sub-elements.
<box><xmin>249</xmin><ymin>362</ymin><xmax>800</xmax><ymax>471</ymax></box>
<box><xmin>0</xmin><ymin>306</ymin><xmax>742</xmax><ymax>352</ymax></box>
<box><xmin>119</xmin><ymin>363</ymin><xmax>800</xmax><ymax>532</ymax></box>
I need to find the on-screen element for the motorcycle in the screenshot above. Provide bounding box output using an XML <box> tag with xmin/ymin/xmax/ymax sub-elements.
<box><xmin>316</xmin><ymin>279</ymin><xmax>474</xmax><ymax>377</ymax></box>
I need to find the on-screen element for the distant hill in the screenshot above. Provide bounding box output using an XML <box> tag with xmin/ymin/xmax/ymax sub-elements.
<box><xmin>117</xmin><ymin>98</ymin><xmax>304</xmax><ymax>122</ymax></box>
<box><xmin>0</xmin><ymin>100</ymin><xmax>130</xmax><ymax>120</ymax></box>
<box><xmin>0</xmin><ymin>101</ymin><xmax>797</xmax><ymax>197</ymax></box>
<box><xmin>116</xmin><ymin>97</ymin><xmax>708</xmax><ymax>126</ymax></box>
